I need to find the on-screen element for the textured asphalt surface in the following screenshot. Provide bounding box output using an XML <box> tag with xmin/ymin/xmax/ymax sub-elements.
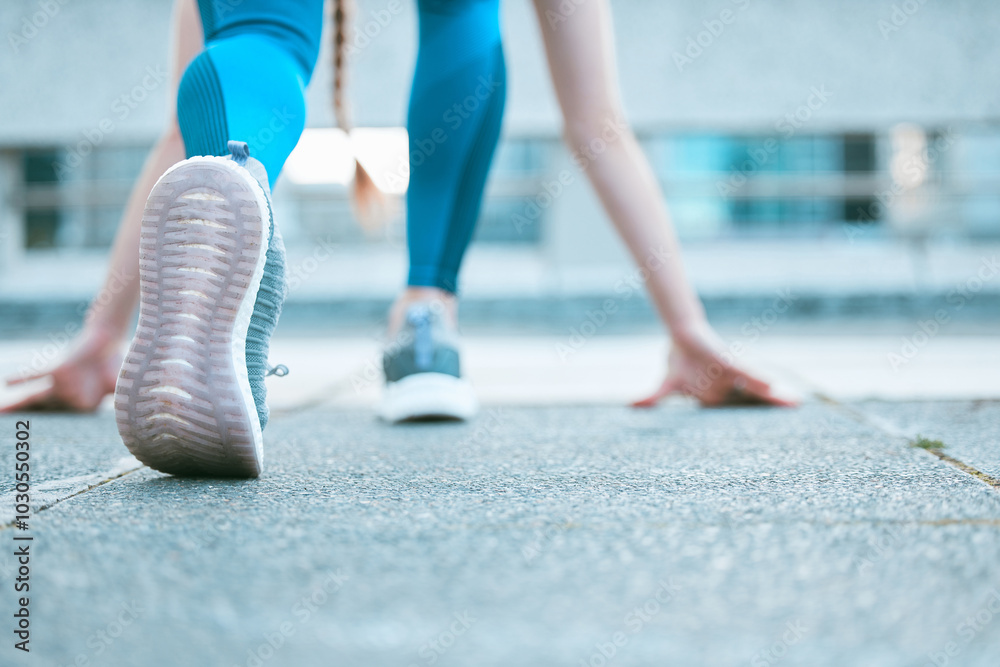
<box><xmin>2</xmin><ymin>402</ymin><xmax>999</xmax><ymax>667</ymax></box>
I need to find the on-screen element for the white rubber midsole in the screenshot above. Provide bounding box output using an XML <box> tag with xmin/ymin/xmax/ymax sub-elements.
<box><xmin>379</xmin><ymin>372</ymin><xmax>479</xmax><ymax>422</ymax></box>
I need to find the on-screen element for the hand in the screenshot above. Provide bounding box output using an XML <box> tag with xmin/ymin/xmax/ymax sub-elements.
<box><xmin>632</xmin><ymin>324</ymin><xmax>797</xmax><ymax>408</ymax></box>
<box><xmin>2</xmin><ymin>325</ymin><xmax>123</xmax><ymax>412</ymax></box>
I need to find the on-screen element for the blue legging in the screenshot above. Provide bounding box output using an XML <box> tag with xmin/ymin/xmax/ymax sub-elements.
<box><xmin>176</xmin><ymin>0</ymin><xmax>505</xmax><ymax>294</ymax></box>
<box><xmin>407</xmin><ymin>0</ymin><xmax>506</xmax><ymax>293</ymax></box>
<box><xmin>177</xmin><ymin>0</ymin><xmax>323</xmax><ymax>182</ymax></box>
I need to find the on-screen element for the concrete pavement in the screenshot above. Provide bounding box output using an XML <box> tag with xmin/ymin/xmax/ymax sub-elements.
<box><xmin>1</xmin><ymin>402</ymin><xmax>999</xmax><ymax>667</ymax></box>
<box><xmin>1</xmin><ymin>332</ymin><xmax>999</xmax><ymax>666</ymax></box>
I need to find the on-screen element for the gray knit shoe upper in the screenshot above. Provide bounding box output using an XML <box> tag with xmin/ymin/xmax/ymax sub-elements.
<box><xmin>383</xmin><ymin>303</ymin><xmax>461</xmax><ymax>383</ymax></box>
<box><xmin>227</xmin><ymin>141</ymin><xmax>287</xmax><ymax>431</ymax></box>
<box><xmin>379</xmin><ymin>302</ymin><xmax>477</xmax><ymax>422</ymax></box>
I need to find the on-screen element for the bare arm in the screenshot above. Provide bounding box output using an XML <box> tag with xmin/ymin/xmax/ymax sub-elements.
<box><xmin>530</xmin><ymin>0</ymin><xmax>705</xmax><ymax>338</ymax></box>
<box><xmin>531</xmin><ymin>0</ymin><xmax>793</xmax><ymax>407</ymax></box>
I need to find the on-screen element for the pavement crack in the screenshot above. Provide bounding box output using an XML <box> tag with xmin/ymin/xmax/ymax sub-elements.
<box><xmin>921</xmin><ymin>448</ymin><xmax>1000</xmax><ymax>490</ymax></box>
<box><xmin>820</xmin><ymin>397</ymin><xmax>1000</xmax><ymax>492</ymax></box>
<box><xmin>0</xmin><ymin>463</ymin><xmax>145</xmax><ymax>532</ymax></box>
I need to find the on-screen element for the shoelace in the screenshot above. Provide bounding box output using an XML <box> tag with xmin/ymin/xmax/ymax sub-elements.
<box><xmin>266</xmin><ymin>364</ymin><xmax>289</xmax><ymax>377</ymax></box>
<box><xmin>408</xmin><ymin>306</ymin><xmax>434</xmax><ymax>370</ymax></box>
<box><xmin>228</xmin><ymin>140</ymin><xmax>250</xmax><ymax>167</ymax></box>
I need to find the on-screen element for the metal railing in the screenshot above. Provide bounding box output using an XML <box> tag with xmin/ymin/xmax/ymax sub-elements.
<box><xmin>3</xmin><ymin>128</ymin><xmax>1000</xmax><ymax>263</ymax></box>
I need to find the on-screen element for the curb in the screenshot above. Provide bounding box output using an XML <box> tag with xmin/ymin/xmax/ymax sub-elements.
<box><xmin>3</xmin><ymin>291</ymin><xmax>999</xmax><ymax>337</ymax></box>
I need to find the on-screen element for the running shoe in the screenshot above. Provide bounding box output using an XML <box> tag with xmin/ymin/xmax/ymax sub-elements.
<box><xmin>380</xmin><ymin>302</ymin><xmax>478</xmax><ymax>422</ymax></box>
<box><xmin>115</xmin><ymin>141</ymin><xmax>286</xmax><ymax>477</ymax></box>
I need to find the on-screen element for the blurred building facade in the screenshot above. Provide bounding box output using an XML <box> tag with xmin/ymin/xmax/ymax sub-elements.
<box><xmin>1</xmin><ymin>0</ymin><xmax>999</xmax><ymax>279</ymax></box>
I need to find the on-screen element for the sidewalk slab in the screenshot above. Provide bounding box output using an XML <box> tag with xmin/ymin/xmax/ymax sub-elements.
<box><xmin>850</xmin><ymin>400</ymin><xmax>1000</xmax><ymax>482</ymax></box>
<box><xmin>1</xmin><ymin>404</ymin><xmax>999</xmax><ymax>666</ymax></box>
<box><xmin>3</xmin><ymin>334</ymin><xmax>1000</xmax><ymax>416</ymax></box>
<box><xmin>0</xmin><ymin>414</ymin><xmax>140</xmax><ymax>524</ymax></box>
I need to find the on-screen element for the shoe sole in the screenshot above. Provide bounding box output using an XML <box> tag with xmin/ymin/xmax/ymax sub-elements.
<box><xmin>114</xmin><ymin>157</ymin><xmax>269</xmax><ymax>477</ymax></box>
<box><xmin>379</xmin><ymin>372</ymin><xmax>479</xmax><ymax>422</ymax></box>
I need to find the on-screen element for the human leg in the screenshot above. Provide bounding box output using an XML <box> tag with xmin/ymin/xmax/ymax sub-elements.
<box><xmin>115</xmin><ymin>0</ymin><xmax>324</xmax><ymax>475</ymax></box>
<box><xmin>381</xmin><ymin>0</ymin><xmax>507</xmax><ymax>421</ymax></box>
<box><xmin>403</xmin><ymin>0</ymin><xmax>506</xmax><ymax>297</ymax></box>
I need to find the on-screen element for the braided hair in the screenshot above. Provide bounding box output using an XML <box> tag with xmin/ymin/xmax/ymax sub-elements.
<box><xmin>331</xmin><ymin>0</ymin><xmax>385</xmax><ymax>223</ymax></box>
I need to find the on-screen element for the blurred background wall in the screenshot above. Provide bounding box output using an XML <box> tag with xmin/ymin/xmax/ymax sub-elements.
<box><xmin>1</xmin><ymin>0</ymin><xmax>999</xmax><ymax>328</ymax></box>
